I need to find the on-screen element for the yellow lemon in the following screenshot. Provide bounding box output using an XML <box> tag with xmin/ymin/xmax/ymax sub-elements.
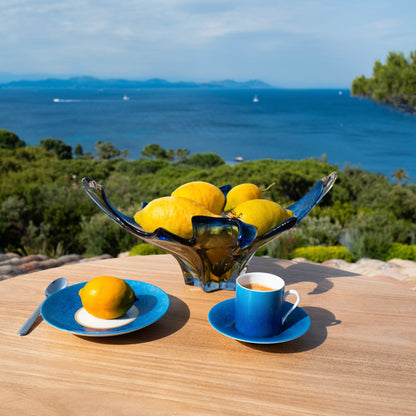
<box><xmin>230</xmin><ymin>199</ymin><xmax>292</xmax><ymax>236</ymax></box>
<box><xmin>134</xmin><ymin>196</ymin><xmax>217</xmax><ymax>239</ymax></box>
<box><xmin>171</xmin><ymin>181</ymin><xmax>225</xmax><ymax>215</ymax></box>
<box><xmin>79</xmin><ymin>276</ymin><xmax>136</xmax><ymax>319</ymax></box>
<box><xmin>224</xmin><ymin>183</ymin><xmax>263</xmax><ymax>212</ymax></box>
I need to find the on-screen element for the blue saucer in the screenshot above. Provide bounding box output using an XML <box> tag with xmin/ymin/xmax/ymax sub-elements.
<box><xmin>208</xmin><ymin>299</ymin><xmax>310</xmax><ymax>344</ymax></box>
<box><xmin>41</xmin><ymin>280</ymin><xmax>170</xmax><ymax>337</ymax></box>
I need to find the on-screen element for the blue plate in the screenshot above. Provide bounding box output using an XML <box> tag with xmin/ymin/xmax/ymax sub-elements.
<box><xmin>208</xmin><ymin>299</ymin><xmax>310</xmax><ymax>344</ymax></box>
<box><xmin>41</xmin><ymin>280</ymin><xmax>170</xmax><ymax>337</ymax></box>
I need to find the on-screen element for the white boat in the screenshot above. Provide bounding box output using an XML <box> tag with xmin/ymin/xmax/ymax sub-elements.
<box><xmin>122</xmin><ymin>94</ymin><xmax>130</xmax><ymax>101</ymax></box>
<box><xmin>253</xmin><ymin>95</ymin><xmax>259</xmax><ymax>103</ymax></box>
<box><xmin>235</xmin><ymin>156</ymin><xmax>244</xmax><ymax>162</ymax></box>
<box><xmin>52</xmin><ymin>98</ymin><xmax>80</xmax><ymax>103</ymax></box>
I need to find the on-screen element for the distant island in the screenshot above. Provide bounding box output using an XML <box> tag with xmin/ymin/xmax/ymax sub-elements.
<box><xmin>351</xmin><ymin>50</ymin><xmax>416</xmax><ymax>113</ymax></box>
<box><xmin>0</xmin><ymin>76</ymin><xmax>273</xmax><ymax>90</ymax></box>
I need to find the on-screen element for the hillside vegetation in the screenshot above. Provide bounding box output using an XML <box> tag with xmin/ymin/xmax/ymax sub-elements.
<box><xmin>1</xmin><ymin>133</ymin><xmax>416</xmax><ymax>261</ymax></box>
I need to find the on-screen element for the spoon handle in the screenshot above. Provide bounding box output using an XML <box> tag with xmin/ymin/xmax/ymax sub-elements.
<box><xmin>17</xmin><ymin>304</ymin><xmax>42</xmax><ymax>336</ymax></box>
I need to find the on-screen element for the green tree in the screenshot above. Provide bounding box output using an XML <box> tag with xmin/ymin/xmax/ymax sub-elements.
<box><xmin>178</xmin><ymin>152</ymin><xmax>225</xmax><ymax>168</ymax></box>
<box><xmin>141</xmin><ymin>143</ymin><xmax>174</xmax><ymax>160</ymax></box>
<box><xmin>95</xmin><ymin>141</ymin><xmax>121</xmax><ymax>160</ymax></box>
<box><xmin>0</xmin><ymin>196</ymin><xmax>28</xmax><ymax>250</ymax></box>
<box><xmin>175</xmin><ymin>148</ymin><xmax>190</xmax><ymax>159</ymax></box>
<box><xmin>351</xmin><ymin>50</ymin><xmax>416</xmax><ymax>112</ymax></box>
<box><xmin>40</xmin><ymin>138</ymin><xmax>72</xmax><ymax>160</ymax></box>
<box><xmin>74</xmin><ymin>143</ymin><xmax>83</xmax><ymax>157</ymax></box>
<box><xmin>0</xmin><ymin>129</ymin><xmax>26</xmax><ymax>149</ymax></box>
<box><xmin>351</xmin><ymin>75</ymin><xmax>372</xmax><ymax>96</ymax></box>
<box><xmin>391</xmin><ymin>168</ymin><xmax>409</xmax><ymax>185</ymax></box>
<box><xmin>80</xmin><ymin>213</ymin><xmax>137</xmax><ymax>256</ymax></box>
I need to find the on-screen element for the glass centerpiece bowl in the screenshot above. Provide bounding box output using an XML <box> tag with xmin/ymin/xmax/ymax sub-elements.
<box><xmin>81</xmin><ymin>172</ymin><xmax>337</xmax><ymax>292</ymax></box>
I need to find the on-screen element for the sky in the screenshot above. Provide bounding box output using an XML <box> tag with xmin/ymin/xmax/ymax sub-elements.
<box><xmin>1</xmin><ymin>0</ymin><xmax>416</xmax><ymax>88</ymax></box>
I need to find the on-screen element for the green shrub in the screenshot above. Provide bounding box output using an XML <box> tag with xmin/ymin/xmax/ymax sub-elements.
<box><xmin>291</xmin><ymin>246</ymin><xmax>353</xmax><ymax>263</ymax></box>
<box><xmin>129</xmin><ymin>243</ymin><xmax>166</xmax><ymax>256</ymax></box>
<box><xmin>339</xmin><ymin>210</ymin><xmax>405</xmax><ymax>260</ymax></box>
<box><xmin>177</xmin><ymin>152</ymin><xmax>225</xmax><ymax>168</ymax></box>
<box><xmin>40</xmin><ymin>138</ymin><xmax>72</xmax><ymax>160</ymax></box>
<box><xmin>2</xmin><ymin>139</ymin><xmax>416</xmax><ymax>261</ymax></box>
<box><xmin>255</xmin><ymin>235</ymin><xmax>302</xmax><ymax>259</ymax></box>
<box><xmin>291</xmin><ymin>215</ymin><xmax>343</xmax><ymax>246</ymax></box>
<box><xmin>80</xmin><ymin>213</ymin><xmax>137</xmax><ymax>257</ymax></box>
<box><xmin>385</xmin><ymin>243</ymin><xmax>416</xmax><ymax>261</ymax></box>
<box><xmin>0</xmin><ymin>129</ymin><xmax>25</xmax><ymax>149</ymax></box>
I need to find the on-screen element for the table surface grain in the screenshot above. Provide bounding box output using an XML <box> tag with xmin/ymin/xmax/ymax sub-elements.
<box><xmin>1</xmin><ymin>254</ymin><xmax>415</xmax><ymax>416</ymax></box>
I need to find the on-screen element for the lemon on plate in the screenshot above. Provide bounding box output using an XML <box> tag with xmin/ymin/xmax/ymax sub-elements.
<box><xmin>79</xmin><ymin>276</ymin><xmax>136</xmax><ymax>319</ymax></box>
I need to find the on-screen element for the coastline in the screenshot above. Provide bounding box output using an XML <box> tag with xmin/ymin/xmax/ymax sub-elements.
<box><xmin>352</xmin><ymin>93</ymin><xmax>416</xmax><ymax>114</ymax></box>
<box><xmin>2</xmin><ymin>88</ymin><xmax>416</xmax><ymax>182</ymax></box>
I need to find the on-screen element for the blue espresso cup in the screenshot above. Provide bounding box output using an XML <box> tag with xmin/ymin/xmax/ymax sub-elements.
<box><xmin>235</xmin><ymin>272</ymin><xmax>300</xmax><ymax>338</ymax></box>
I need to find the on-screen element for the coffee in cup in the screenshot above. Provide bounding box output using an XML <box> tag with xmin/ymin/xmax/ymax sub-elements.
<box><xmin>241</xmin><ymin>282</ymin><xmax>273</xmax><ymax>291</ymax></box>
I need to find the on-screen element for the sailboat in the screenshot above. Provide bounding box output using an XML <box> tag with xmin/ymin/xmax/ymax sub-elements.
<box><xmin>253</xmin><ymin>95</ymin><xmax>259</xmax><ymax>103</ymax></box>
<box><xmin>122</xmin><ymin>94</ymin><xmax>130</xmax><ymax>101</ymax></box>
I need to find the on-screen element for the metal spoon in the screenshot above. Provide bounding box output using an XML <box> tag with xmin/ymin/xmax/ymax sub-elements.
<box><xmin>17</xmin><ymin>277</ymin><xmax>68</xmax><ymax>336</ymax></box>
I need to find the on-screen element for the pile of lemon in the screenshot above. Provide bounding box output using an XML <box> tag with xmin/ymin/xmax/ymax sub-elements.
<box><xmin>78</xmin><ymin>182</ymin><xmax>293</xmax><ymax>319</ymax></box>
<box><xmin>134</xmin><ymin>181</ymin><xmax>293</xmax><ymax>239</ymax></box>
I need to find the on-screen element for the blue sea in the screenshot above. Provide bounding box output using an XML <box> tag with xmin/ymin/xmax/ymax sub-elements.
<box><xmin>1</xmin><ymin>88</ymin><xmax>415</xmax><ymax>181</ymax></box>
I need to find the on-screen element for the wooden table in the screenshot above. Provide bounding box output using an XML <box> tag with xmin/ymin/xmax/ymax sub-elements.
<box><xmin>1</xmin><ymin>254</ymin><xmax>415</xmax><ymax>415</ymax></box>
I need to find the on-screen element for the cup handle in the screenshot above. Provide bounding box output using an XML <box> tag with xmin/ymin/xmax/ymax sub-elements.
<box><xmin>282</xmin><ymin>289</ymin><xmax>300</xmax><ymax>325</ymax></box>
